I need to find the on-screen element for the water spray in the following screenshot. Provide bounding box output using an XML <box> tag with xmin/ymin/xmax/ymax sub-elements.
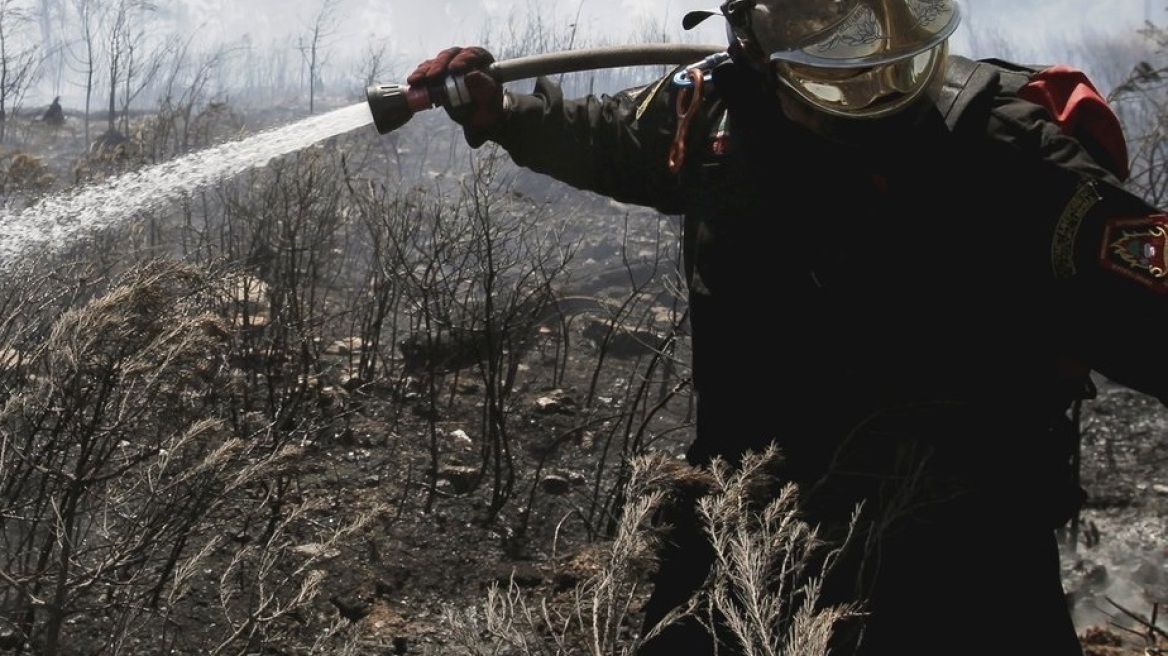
<box><xmin>365</xmin><ymin>43</ymin><xmax>725</xmax><ymax>135</ymax></box>
<box><xmin>0</xmin><ymin>44</ymin><xmax>724</xmax><ymax>265</ymax></box>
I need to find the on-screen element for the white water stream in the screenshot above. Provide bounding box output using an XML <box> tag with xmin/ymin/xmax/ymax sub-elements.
<box><xmin>0</xmin><ymin>102</ymin><xmax>374</xmax><ymax>263</ymax></box>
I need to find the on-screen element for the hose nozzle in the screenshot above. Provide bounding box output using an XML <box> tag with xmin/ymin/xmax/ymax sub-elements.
<box><xmin>365</xmin><ymin>83</ymin><xmax>436</xmax><ymax>135</ymax></box>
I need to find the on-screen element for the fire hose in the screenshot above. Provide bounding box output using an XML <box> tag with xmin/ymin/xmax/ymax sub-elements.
<box><xmin>365</xmin><ymin>43</ymin><xmax>725</xmax><ymax>135</ymax></box>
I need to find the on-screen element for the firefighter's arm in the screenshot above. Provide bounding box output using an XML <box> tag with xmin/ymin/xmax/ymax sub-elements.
<box><xmin>482</xmin><ymin>73</ymin><xmax>688</xmax><ymax>215</ymax></box>
<box><xmin>983</xmin><ymin>89</ymin><xmax>1168</xmax><ymax>404</ymax></box>
<box><xmin>406</xmin><ymin>47</ymin><xmax>690</xmax><ymax>213</ymax></box>
<box><xmin>1050</xmin><ymin>177</ymin><xmax>1168</xmax><ymax>404</ymax></box>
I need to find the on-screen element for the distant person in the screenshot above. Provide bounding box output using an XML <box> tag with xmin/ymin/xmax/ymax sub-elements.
<box><xmin>42</xmin><ymin>96</ymin><xmax>63</xmax><ymax>126</ymax></box>
<box><xmin>407</xmin><ymin>0</ymin><xmax>1168</xmax><ymax>654</ymax></box>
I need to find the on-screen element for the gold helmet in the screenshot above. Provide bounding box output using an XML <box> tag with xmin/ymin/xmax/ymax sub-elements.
<box><xmin>685</xmin><ymin>0</ymin><xmax>962</xmax><ymax>119</ymax></box>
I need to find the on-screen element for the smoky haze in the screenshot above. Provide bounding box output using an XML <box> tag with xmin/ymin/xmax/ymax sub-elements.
<box><xmin>17</xmin><ymin>1</ymin><xmax>1163</xmax><ymax>121</ymax></box>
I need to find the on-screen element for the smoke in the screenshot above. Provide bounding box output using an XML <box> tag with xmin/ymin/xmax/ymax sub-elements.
<box><xmin>20</xmin><ymin>0</ymin><xmax>1153</xmax><ymax>113</ymax></box>
<box><xmin>1065</xmin><ymin>513</ymin><xmax>1168</xmax><ymax>634</ymax></box>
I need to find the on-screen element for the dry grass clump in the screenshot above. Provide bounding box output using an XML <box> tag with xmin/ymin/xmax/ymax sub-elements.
<box><xmin>0</xmin><ymin>257</ymin><xmax>388</xmax><ymax>655</ymax></box>
<box><xmin>441</xmin><ymin>446</ymin><xmax>861</xmax><ymax>656</ymax></box>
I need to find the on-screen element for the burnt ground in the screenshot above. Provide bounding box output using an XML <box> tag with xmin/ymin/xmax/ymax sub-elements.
<box><xmin>142</xmin><ymin>283</ymin><xmax>1168</xmax><ymax>655</ymax></box>
<box><xmin>5</xmin><ymin>108</ymin><xmax>1168</xmax><ymax>656</ymax></box>
<box><xmin>252</xmin><ymin>260</ymin><xmax>1168</xmax><ymax>655</ymax></box>
<box><xmin>347</xmin><ymin>381</ymin><xmax>1168</xmax><ymax>656</ymax></box>
<box><xmin>145</xmin><ymin>334</ymin><xmax>1168</xmax><ymax>656</ymax></box>
<box><xmin>98</xmin><ymin>239</ymin><xmax>1168</xmax><ymax>655</ymax></box>
<box><xmin>1068</xmin><ymin>378</ymin><xmax>1168</xmax><ymax>653</ymax></box>
<box><xmin>153</xmin><ymin>287</ymin><xmax>701</xmax><ymax>656</ymax></box>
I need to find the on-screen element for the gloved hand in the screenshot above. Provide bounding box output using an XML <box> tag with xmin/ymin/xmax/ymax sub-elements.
<box><xmin>407</xmin><ymin>46</ymin><xmax>505</xmax><ymax>136</ymax></box>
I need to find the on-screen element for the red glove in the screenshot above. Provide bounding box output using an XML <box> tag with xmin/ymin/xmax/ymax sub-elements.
<box><xmin>407</xmin><ymin>46</ymin><xmax>505</xmax><ymax>133</ymax></box>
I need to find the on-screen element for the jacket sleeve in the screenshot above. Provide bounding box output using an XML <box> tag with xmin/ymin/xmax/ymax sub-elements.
<box><xmin>987</xmin><ymin>93</ymin><xmax>1168</xmax><ymax>404</ymax></box>
<box><xmin>1064</xmin><ymin>180</ymin><xmax>1168</xmax><ymax>405</ymax></box>
<box><xmin>471</xmin><ymin>72</ymin><xmax>687</xmax><ymax>215</ymax></box>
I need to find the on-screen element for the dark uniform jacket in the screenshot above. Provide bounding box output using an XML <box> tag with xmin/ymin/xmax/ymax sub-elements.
<box><xmin>478</xmin><ymin>53</ymin><xmax>1168</xmax><ymax>523</ymax></box>
<box><xmin>467</xmin><ymin>53</ymin><xmax>1168</xmax><ymax>655</ymax></box>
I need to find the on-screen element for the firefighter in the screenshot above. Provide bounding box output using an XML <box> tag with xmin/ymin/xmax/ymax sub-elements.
<box><xmin>408</xmin><ymin>1</ymin><xmax>1168</xmax><ymax>653</ymax></box>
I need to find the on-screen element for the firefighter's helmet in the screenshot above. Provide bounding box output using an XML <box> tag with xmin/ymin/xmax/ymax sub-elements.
<box><xmin>685</xmin><ymin>0</ymin><xmax>961</xmax><ymax>119</ymax></box>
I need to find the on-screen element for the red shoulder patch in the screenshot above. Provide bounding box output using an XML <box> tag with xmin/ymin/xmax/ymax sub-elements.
<box><xmin>1100</xmin><ymin>214</ymin><xmax>1168</xmax><ymax>292</ymax></box>
<box><xmin>1019</xmin><ymin>65</ymin><xmax>1131</xmax><ymax>181</ymax></box>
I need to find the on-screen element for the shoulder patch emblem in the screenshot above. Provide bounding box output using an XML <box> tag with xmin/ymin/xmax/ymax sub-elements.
<box><xmin>1051</xmin><ymin>181</ymin><xmax>1099</xmax><ymax>278</ymax></box>
<box><xmin>1100</xmin><ymin>214</ymin><xmax>1168</xmax><ymax>292</ymax></box>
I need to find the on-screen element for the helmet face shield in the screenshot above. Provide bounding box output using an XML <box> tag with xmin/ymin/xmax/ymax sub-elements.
<box><xmin>774</xmin><ymin>41</ymin><xmax>949</xmax><ymax>118</ymax></box>
<box><xmin>750</xmin><ymin>0</ymin><xmax>961</xmax><ymax>69</ymax></box>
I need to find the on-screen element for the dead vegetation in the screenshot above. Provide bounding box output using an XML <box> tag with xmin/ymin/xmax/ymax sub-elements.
<box><xmin>0</xmin><ymin>17</ymin><xmax>1168</xmax><ymax>654</ymax></box>
<box><xmin>0</xmin><ymin>99</ymin><xmax>702</xmax><ymax>654</ymax></box>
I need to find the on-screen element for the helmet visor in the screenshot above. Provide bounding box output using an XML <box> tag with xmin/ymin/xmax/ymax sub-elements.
<box><xmin>775</xmin><ymin>42</ymin><xmax>947</xmax><ymax>117</ymax></box>
<box><xmin>755</xmin><ymin>0</ymin><xmax>960</xmax><ymax>68</ymax></box>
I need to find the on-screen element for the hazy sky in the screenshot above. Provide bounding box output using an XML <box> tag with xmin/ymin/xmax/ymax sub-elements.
<box><xmin>183</xmin><ymin>0</ymin><xmax>1159</xmax><ymax>60</ymax></box>
<box><xmin>54</xmin><ymin>0</ymin><xmax>1154</xmax><ymax>111</ymax></box>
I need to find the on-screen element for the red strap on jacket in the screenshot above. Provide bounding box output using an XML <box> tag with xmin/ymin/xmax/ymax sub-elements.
<box><xmin>1018</xmin><ymin>65</ymin><xmax>1131</xmax><ymax>182</ymax></box>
